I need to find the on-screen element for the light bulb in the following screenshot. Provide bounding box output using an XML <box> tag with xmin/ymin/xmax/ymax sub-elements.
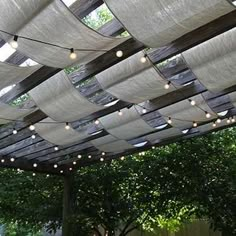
<box><xmin>216</xmin><ymin>118</ymin><xmax>221</xmax><ymax>123</ymax></box>
<box><xmin>102</xmin><ymin>152</ymin><xmax>105</xmax><ymax>156</ymax></box>
<box><xmin>88</xmin><ymin>155</ymin><xmax>92</xmax><ymax>159</ymax></box>
<box><xmin>1</xmin><ymin>159</ymin><xmax>5</xmax><ymax>163</ymax></box>
<box><xmin>73</xmin><ymin>161</ymin><xmax>77</xmax><ymax>165</ymax></box>
<box><xmin>189</xmin><ymin>99</ymin><xmax>196</xmax><ymax>106</ymax></box>
<box><xmin>54</xmin><ymin>164</ymin><xmax>58</xmax><ymax>169</ymax></box>
<box><xmin>116</xmin><ymin>50</ymin><xmax>123</xmax><ymax>58</ymax></box>
<box><xmin>69</xmin><ymin>167</ymin><xmax>73</xmax><ymax>171</ymax></box>
<box><xmin>60</xmin><ymin>170</ymin><xmax>64</xmax><ymax>174</ymax></box>
<box><xmin>10</xmin><ymin>35</ymin><xmax>18</xmax><ymax>49</ymax></box>
<box><xmin>65</xmin><ymin>122</ymin><xmax>70</xmax><ymax>130</ymax></box>
<box><xmin>13</xmin><ymin>128</ymin><xmax>17</xmax><ymax>134</ymax></box>
<box><xmin>33</xmin><ymin>163</ymin><xmax>37</xmax><ymax>168</ymax></box>
<box><xmin>232</xmin><ymin>117</ymin><xmax>235</xmax><ymax>123</ymax></box>
<box><xmin>152</xmin><ymin>146</ymin><xmax>155</xmax><ymax>149</ymax></box>
<box><xmin>10</xmin><ymin>158</ymin><xmax>15</xmax><ymax>162</ymax></box>
<box><xmin>193</xmin><ymin>121</ymin><xmax>198</xmax><ymax>127</ymax></box>
<box><xmin>140</xmin><ymin>56</ymin><xmax>147</xmax><ymax>63</ymax></box>
<box><xmin>120</xmin><ymin>156</ymin><xmax>125</xmax><ymax>160</ymax></box>
<box><xmin>77</xmin><ymin>154</ymin><xmax>82</xmax><ymax>159</ymax></box>
<box><xmin>32</xmin><ymin>173</ymin><xmax>36</xmax><ymax>176</ymax></box>
<box><xmin>118</xmin><ymin>110</ymin><xmax>123</xmax><ymax>116</ymax></box>
<box><xmin>69</xmin><ymin>48</ymin><xmax>77</xmax><ymax>59</ymax></box>
<box><xmin>46</xmin><ymin>174</ymin><xmax>50</xmax><ymax>177</ymax></box>
<box><xmin>167</xmin><ymin>117</ymin><xmax>172</xmax><ymax>124</ymax></box>
<box><xmin>95</xmin><ymin>119</ymin><xmax>100</xmax><ymax>125</ymax></box>
<box><xmin>54</xmin><ymin>146</ymin><xmax>59</xmax><ymax>151</ymax></box>
<box><xmin>227</xmin><ymin>118</ymin><xmax>231</xmax><ymax>124</ymax></box>
<box><xmin>164</xmin><ymin>81</ymin><xmax>171</xmax><ymax>90</ymax></box>
<box><xmin>17</xmin><ymin>168</ymin><xmax>20</xmax><ymax>172</ymax></box>
<box><xmin>29</xmin><ymin>124</ymin><xmax>35</xmax><ymax>131</ymax></box>
<box><xmin>212</xmin><ymin>122</ymin><xmax>217</xmax><ymax>127</ymax></box>
<box><xmin>31</xmin><ymin>134</ymin><xmax>36</xmax><ymax>139</ymax></box>
<box><xmin>100</xmin><ymin>157</ymin><xmax>104</xmax><ymax>162</ymax></box>
<box><xmin>142</xmin><ymin>108</ymin><xmax>147</xmax><ymax>114</ymax></box>
<box><xmin>205</xmin><ymin>112</ymin><xmax>211</xmax><ymax>119</ymax></box>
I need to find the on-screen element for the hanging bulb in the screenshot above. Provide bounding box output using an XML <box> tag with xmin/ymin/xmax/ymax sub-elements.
<box><xmin>167</xmin><ymin>117</ymin><xmax>172</xmax><ymax>124</ymax></box>
<box><xmin>212</xmin><ymin>122</ymin><xmax>217</xmax><ymax>127</ymax></box>
<box><xmin>193</xmin><ymin>121</ymin><xmax>198</xmax><ymax>127</ymax></box>
<box><xmin>54</xmin><ymin>164</ymin><xmax>58</xmax><ymax>169</ymax></box>
<box><xmin>69</xmin><ymin>167</ymin><xmax>73</xmax><ymax>171</ymax></box>
<box><xmin>77</xmin><ymin>154</ymin><xmax>82</xmax><ymax>159</ymax></box>
<box><xmin>118</xmin><ymin>110</ymin><xmax>123</xmax><ymax>116</ymax></box>
<box><xmin>216</xmin><ymin>118</ymin><xmax>221</xmax><ymax>123</ymax></box>
<box><xmin>100</xmin><ymin>157</ymin><xmax>104</xmax><ymax>162</ymax></box>
<box><xmin>60</xmin><ymin>170</ymin><xmax>64</xmax><ymax>174</ymax></box>
<box><xmin>95</xmin><ymin>119</ymin><xmax>100</xmax><ymax>125</ymax></box>
<box><xmin>205</xmin><ymin>112</ymin><xmax>211</xmax><ymax>119</ymax></box>
<box><xmin>33</xmin><ymin>163</ymin><xmax>37</xmax><ymax>168</ymax></box>
<box><xmin>13</xmin><ymin>128</ymin><xmax>17</xmax><ymax>135</ymax></box>
<box><xmin>32</xmin><ymin>173</ymin><xmax>36</xmax><ymax>176</ymax></box>
<box><xmin>102</xmin><ymin>152</ymin><xmax>105</xmax><ymax>156</ymax></box>
<box><xmin>142</xmin><ymin>108</ymin><xmax>147</xmax><ymax>114</ymax></box>
<box><xmin>189</xmin><ymin>99</ymin><xmax>196</xmax><ymax>106</ymax></box>
<box><xmin>54</xmin><ymin>146</ymin><xmax>59</xmax><ymax>151</ymax></box>
<box><xmin>29</xmin><ymin>124</ymin><xmax>35</xmax><ymax>131</ymax></box>
<box><xmin>231</xmin><ymin>117</ymin><xmax>235</xmax><ymax>123</ymax></box>
<box><xmin>164</xmin><ymin>81</ymin><xmax>171</xmax><ymax>90</ymax></box>
<box><xmin>140</xmin><ymin>55</ymin><xmax>147</xmax><ymax>63</ymax></box>
<box><xmin>120</xmin><ymin>156</ymin><xmax>125</xmax><ymax>160</ymax></box>
<box><xmin>1</xmin><ymin>159</ymin><xmax>5</xmax><ymax>163</ymax></box>
<box><xmin>31</xmin><ymin>134</ymin><xmax>36</xmax><ymax>139</ymax></box>
<box><xmin>10</xmin><ymin>158</ymin><xmax>15</xmax><ymax>162</ymax></box>
<box><xmin>69</xmin><ymin>48</ymin><xmax>77</xmax><ymax>59</ymax></box>
<box><xmin>65</xmin><ymin>122</ymin><xmax>70</xmax><ymax>130</ymax></box>
<box><xmin>116</xmin><ymin>50</ymin><xmax>123</xmax><ymax>58</ymax></box>
<box><xmin>152</xmin><ymin>146</ymin><xmax>155</xmax><ymax>150</ymax></box>
<box><xmin>88</xmin><ymin>155</ymin><xmax>92</xmax><ymax>159</ymax></box>
<box><xmin>46</xmin><ymin>174</ymin><xmax>50</xmax><ymax>177</ymax></box>
<box><xmin>73</xmin><ymin>161</ymin><xmax>77</xmax><ymax>165</ymax></box>
<box><xmin>10</xmin><ymin>35</ymin><xmax>18</xmax><ymax>49</ymax></box>
<box><xmin>227</xmin><ymin>118</ymin><xmax>231</xmax><ymax>124</ymax></box>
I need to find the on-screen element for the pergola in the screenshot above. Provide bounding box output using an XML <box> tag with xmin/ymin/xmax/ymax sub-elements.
<box><xmin>0</xmin><ymin>0</ymin><xmax>235</xmax><ymax>235</ymax></box>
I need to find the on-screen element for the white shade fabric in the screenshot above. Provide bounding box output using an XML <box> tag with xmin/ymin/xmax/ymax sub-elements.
<box><xmin>29</xmin><ymin>71</ymin><xmax>104</xmax><ymax>122</ymax></box>
<box><xmin>99</xmin><ymin>106</ymin><xmax>154</xmax><ymax>140</ymax></box>
<box><xmin>0</xmin><ymin>102</ymin><xmax>34</xmax><ymax>124</ymax></box>
<box><xmin>146</xmin><ymin>128</ymin><xmax>182</xmax><ymax>144</ymax></box>
<box><xmin>91</xmin><ymin>134</ymin><xmax>133</xmax><ymax>153</ymax></box>
<box><xmin>0</xmin><ymin>61</ymin><xmax>41</xmax><ymax>90</ymax></box>
<box><xmin>228</xmin><ymin>91</ymin><xmax>236</xmax><ymax>107</ymax></box>
<box><xmin>96</xmin><ymin>51</ymin><xmax>176</xmax><ymax>103</ymax></box>
<box><xmin>35</xmin><ymin>117</ymin><xmax>89</xmax><ymax>145</ymax></box>
<box><xmin>0</xmin><ymin>0</ymin><xmax>125</xmax><ymax>68</ymax></box>
<box><xmin>158</xmin><ymin>95</ymin><xmax>216</xmax><ymax>129</ymax></box>
<box><xmin>104</xmin><ymin>0</ymin><xmax>234</xmax><ymax>47</ymax></box>
<box><xmin>183</xmin><ymin>28</ymin><xmax>236</xmax><ymax>92</ymax></box>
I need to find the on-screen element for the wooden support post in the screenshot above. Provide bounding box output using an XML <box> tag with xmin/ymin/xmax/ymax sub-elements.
<box><xmin>62</xmin><ymin>174</ymin><xmax>75</xmax><ymax>236</ymax></box>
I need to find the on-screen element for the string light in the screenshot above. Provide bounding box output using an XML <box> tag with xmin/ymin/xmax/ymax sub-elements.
<box><xmin>118</xmin><ymin>110</ymin><xmax>123</xmax><ymax>116</ymax></box>
<box><xmin>69</xmin><ymin>48</ymin><xmax>77</xmax><ymax>59</ymax></box>
<box><xmin>193</xmin><ymin>121</ymin><xmax>198</xmax><ymax>127</ymax></box>
<box><xmin>1</xmin><ymin>159</ymin><xmax>5</xmax><ymax>163</ymax></box>
<box><xmin>95</xmin><ymin>119</ymin><xmax>100</xmax><ymax>125</ymax></box>
<box><xmin>17</xmin><ymin>168</ymin><xmax>21</xmax><ymax>172</ymax></box>
<box><xmin>60</xmin><ymin>170</ymin><xmax>64</xmax><ymax>174</ymax></box>
<box><xmin>142</xmin><ymin>108</ymin><xmax>147</xmax><ymax>114</ymax></box>
<box><xmin>216</xmin><ymin>118</ymin><xmax>221</xmax><ymax>123</ymax></box>
<box><xmin>77</xmin><ymin>154</ymin><xmax>82</xmax><ymax>159</ymax></box>
<box><xmin>73</xmin><ymin>161</ymin><xmax>77</xmax><ymax>165</ymax></box>
<box><xmin>33</xmin><ymin>163</ymin><xmax>37</xmax><ymax>168</ymax></box>
<box><xmin>32</xmin><ymin>173</ymin><xmax>36</xmax><ymax>176</ymax></box>
<box><xmin>212</xmin><ymin>122</ymin><xmax>217</xmax><ymax>127</ymax></box>
<box><xmin>54</xmin><ymin>146</ymin><xmax>59</xmax><ymax>151</ymax></box>
<box><xmin>205</xmin><ymin>112</ymin><xmax>211</xmax><ymax>119</ymax></box>
<box><xmin>140</xmin><ymin>55</ymin><xmax>147</xmax><ymax>63</ymax></box>
<box><xmin>10</xmin><ymin>158</ymin><xmax>15</xmax><ymax>162</ymax></box>
<box><xmin>102</xmin><ymin>152</ymin><xmax>105</xmax><ymax>156</ymax></box>
<box><xmin>69</xmin><ymin>167</ymin><xmax>73</xmax><ymax>171</ymax></box>
<box><xmin>31</xmin><ymin>134</ymin><xmax>36</xmax><ymax>139</ymax></box>
<box><xmin>10</xmin><ymin>35</ymin><xmax>18</xmax><ymax>49</ymax></box>
<box><xmin>46</xmin><ymin>174</ymin><xmax>50</xmax><ymax>177</ymax></box>
<box><xmin>232</xmin><ymin>117</ymin><xmax>235</xmax><ymax>123</ymax></box>
<box><xmin>152</xmin><ymin>146</ymin><xmax>155</xmax><ymax>149</ymax></box>
<box><xmin>54</xmin><ymin>164</ymin><xmax>58</xmax><ymax>169</ymax></box>
<box><xmin>164</xmin><ymin>81</ymin><xmax>171</xmax><ymax>90</ymax></box>
<box><xmin>167</xmin><ymin>117</ymin><xmax>172</xmax><ymax>124</ymax></box>
<box><xmin>100</xmin><ymin>157</ymin><xmax>104</xmax><ymax>162</ymax></box>
<box><xmin>227</xmin><ymin>118</ymin><xmax>231</xmax><ymax>124</ymax></box>
<box><xmin>13</xmin><ymin>128</ymin><xmax>17</xmax><ymax>135</ymax></box>
<box><xmin>120</xmin><ymin>156</ymin><xmax>125</xmax><ymax>160</ymax></box>
<box><xmin>189</xmin><ymin>99</ymin><xmax>196</xmax><ymax>106</ymax></box>
<box><xmin>116</xmin><ymin>50</ymin><xmax>123</xmax><ymax>58</ymax></box>
<box><xmin>88</xmin><ymin>155</ymin><xmax>92</xmax><ymax>159</ymax></box>
<box><xmin>65</xmin><ymin>122</ymin><xmax>70</xmax><ymax>130</ymax></box>
<box><xmin>29</xmin><ymin>124</ymin><xmax>35</xmax><ymax>131</ymax></box>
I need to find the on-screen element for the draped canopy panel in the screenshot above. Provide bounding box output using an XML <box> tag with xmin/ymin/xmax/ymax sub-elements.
<box><xmin>35</xmin><ymin>118</ymin><xmax>89</xmax><ymax>146</ymax></box>
<box><xmin>91</xmin><ymin>134</ymin><xmax>133</xmax><ymax>153</ymax></box>
<box><xmin>228</xmin><ymin>92</ymin><xmax>236</xmax><ymax>107</ymax></box>
<box><xmin>104</xmin><ymin>0</ymin><xmax>234</xmax><ymax>48</ymax></box>
<box><xmin>183</xmin><ymin>28</ymin><xmax>236</xmax><ymax>92</ymax></box>
<box><xmin>29</xmin><ymin>71</ymin><xmax>104</xmax><ymax>122</ymax></box>
<box><xmin>96</xmin><ymin>51</ymin><xmax>176</xmax><ymax>103</ymax></box>
<box><xmin>0</xmin><ymin>61</ymin><xmax>41</xmax><ymax>91</ymax></box>
<box><xmin>0</xmin><ymin>102</ymin><xmax>34</xmax><ymax>124</ymax></box>
<box><xmin>0</xmin><ymin>0</ymin><xmax>126</xmax><ymax>68</ymax></box>
<box><xmin>99</xmin><ymin>106</ymin><xmax>154</xmax><ymax>140</ymax></box>
<box><xmin>158</xmin><ymin>95</ymin><xmax>216</xmax><ymax>129</ymax></box>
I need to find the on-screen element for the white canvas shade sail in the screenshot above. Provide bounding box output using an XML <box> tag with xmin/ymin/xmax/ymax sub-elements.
<box><xmin>158</xmin><ymin>94</ymin><xmax>216</xmax><ymax>129</ymax></box>
<box><xmin>228</xmin><ymin>92</ymin><xmax>236</xmax><ymax>107</ymax></box>
<box><xmin>0</xmin><ymin>0</ymin><xmax>126</xmax><ymax>68</ymax></box>
<box><xmin>35</xmin><ymin>118</ymin><xmax>89</xmax><ymax>146</ymax></box>
<box><xmin>183</xmin><ymin>28</ymin><xmax>236</xmax><ymax>92</ymax></box>
<box><xmin>29</xmin><ymin>71</ymin><xmax>104</xmax><ymax>122</ymax></box>
<box><xmin>0</xmin><ymin>61</ymin><xmax>41</xmax><ymax>91</ymax></box>
<box><xmin>96</xmin><ymin>51</ymin><xmax>176</xmax><ymax>104</ymax></box>
<box><xmin>0</xmin><ymin>102</ymin><xmax>34</xmax><ymax>124</ymax></box>
<box><xmin>91</xmin><ymin>134</ymin><xmax>133</xmax><ymax>153</ymax></box>
<box><xmin>99</xmin><ymin>106</ymin><xmax>154</xmax><ymax>140</ymax></box>
<box><xmin>104</xmin><ymin>0</ymin><xmax>234</xmax><ymax>48</ymax></box>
